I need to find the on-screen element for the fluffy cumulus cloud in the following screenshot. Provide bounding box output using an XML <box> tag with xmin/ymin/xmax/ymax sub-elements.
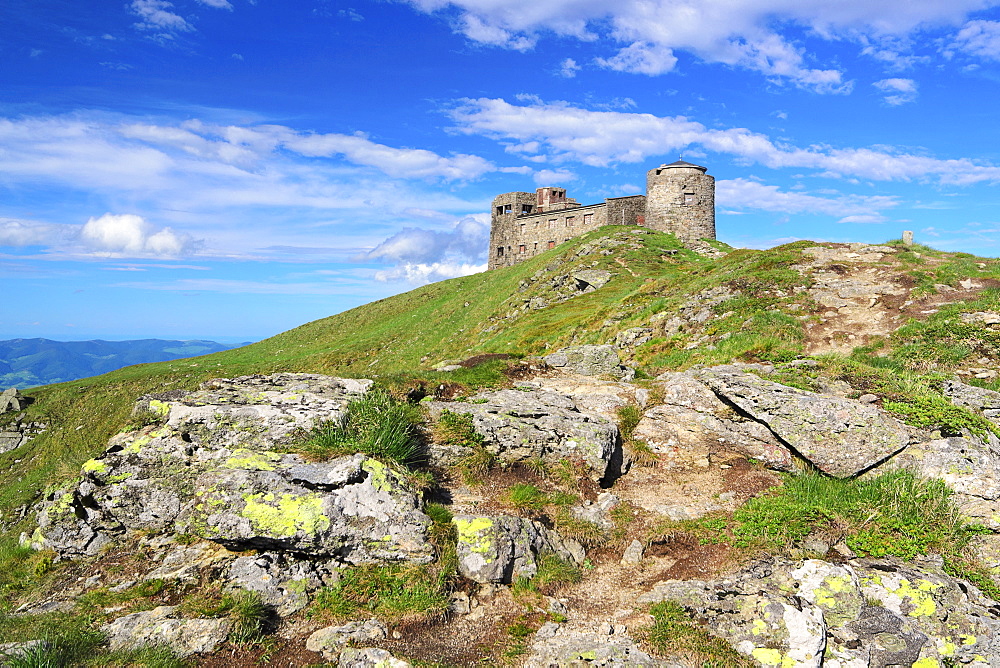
<box><xmin>873</xmin><ymin>78</ymin><xmax>918</xmax><ymax>105</ymax></box>
<box><xmin>950</xmin><ymin>20</ymin><xmax>1000</xmax><ymax>60</ymax></box>
<box><xmin>404</xmin><ymin>0</ymin><xmax>999</xmax><ymax>90</ymax></box>
<box><xmin>449</xmin><ymin>97</ymin><xmax>1000</xmax><ymax>184</ymax></box>
<box><xmin>80</xmin><ymin>213</ymin><xmax>199</xmax><ymax>257</ymax></box>
<box><xmin>365</xmin><ymin>215</ymin><xmax>489</xmax><ymax>284</ymax></box>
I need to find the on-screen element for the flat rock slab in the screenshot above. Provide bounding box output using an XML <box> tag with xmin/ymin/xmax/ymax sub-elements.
<box><xmin>101</xmin><ymin>606</ymin><xmax>230</xmax><ymax>657</ymax></box>
<box><xmin>697</xmin><ymin>370</ymin><xmax>910</xmax><ymax>477</ymax></box>
<box><xmin>426</xmin><ymin>389</ymin><xmax>618</xmax><ymax>482</ymax></box>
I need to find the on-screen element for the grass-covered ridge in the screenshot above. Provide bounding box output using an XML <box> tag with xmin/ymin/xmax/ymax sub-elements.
<box><xmin>2</xmin><ymin>228</ymin><xmax>1000</xmax><ymax>664</ymax></box>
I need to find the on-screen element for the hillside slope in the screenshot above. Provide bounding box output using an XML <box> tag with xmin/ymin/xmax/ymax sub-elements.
<box><xmin>2</xmin><ymin>227</ymin><xmax>1000</xmax><ymax>666</ymax></box>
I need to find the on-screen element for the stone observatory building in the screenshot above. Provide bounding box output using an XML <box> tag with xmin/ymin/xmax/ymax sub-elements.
<box><xmin>488</xmin><ymin>161</ymin><xmax>716</xmax><ymax>270</ymax></box>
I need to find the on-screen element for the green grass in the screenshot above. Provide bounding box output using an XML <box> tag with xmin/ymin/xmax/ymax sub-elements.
<box><xmin>311</xmin><ymin>563</ymin><xmax>450</xmax><ymax>623</ymax></box>
<box><xmin>645</xmin><ymin>600</ymin><xmax>753</xmax><ymax>668</ymax></box>
<box><xmin>291</xmin><ymin>389</ymin><xmax>424</xmax><ymax>465</ymax></box>
<box><xmin>721</xmin><ymin>470</ymin><xmax>968</xmax><ymax>561</ymax></box>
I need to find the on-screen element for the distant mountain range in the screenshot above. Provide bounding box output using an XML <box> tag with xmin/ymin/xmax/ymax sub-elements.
<box><xmin>0</xmin><ymin>338</ymin><xmax>249</xmax><ymax>389</ymax></box>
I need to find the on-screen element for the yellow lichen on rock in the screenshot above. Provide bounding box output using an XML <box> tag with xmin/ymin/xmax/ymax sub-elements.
<box><xmin>241</xmin><ymin>492</ymin><xmax>330</xmax><ymax>538</ymax></box>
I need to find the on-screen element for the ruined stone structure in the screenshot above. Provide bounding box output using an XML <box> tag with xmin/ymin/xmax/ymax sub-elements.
<box><xmin>488</xmin><ymin>161</ymin><xmax>715</xmax><ymax>270</ymax></box>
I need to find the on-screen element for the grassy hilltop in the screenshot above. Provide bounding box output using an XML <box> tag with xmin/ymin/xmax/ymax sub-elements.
<box><xmin>4</xmin><ymin>226</ymin><xmax>1000</xmax><ymax>520</ymax></box>
<box><xmin>2</xmin><ymin>225</ymin><xmax>1000</xmax><ymax>662</ymax></box>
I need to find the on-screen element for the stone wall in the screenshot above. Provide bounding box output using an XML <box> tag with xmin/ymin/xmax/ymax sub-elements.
<box><xmin>488</xmin><ymin>195</ymin><xmax>646</xmax><ymax>270</ymax></box>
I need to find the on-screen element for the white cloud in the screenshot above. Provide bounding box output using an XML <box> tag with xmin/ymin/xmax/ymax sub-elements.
<box><xmin>0</xmin><ymin>219</ymin><xmax>68</xmax><ymax>247</ymax></box>
<box><xmin>558</xmin><ymin>57</ymin><xmax>581</xmax><ymax>77</ymax></box>
<box><xmin>403</xmin><ymin>0</ymin><xmax>989</xmax><ymax>90</ymax></box>
<box><xmin>365</xmin><ymin>215</ymin><xmax>489</xmax><ymax>264</ymax></box>
<box><xmin>950</xmin><ymin>20</ymin><xmax>1000</xmax><ymax>60</ymax></box>
<box><xmin>533</xmin><ymin>168</ymin><xmax>576</xmax><ymax>185</ymax></box>
<box><xmin>130</xmin><ymin>0</ymin><xmax>193</xmax><ymax>33</ymax></box>
<box><xmin>449</xmin><ymin>97</ymin><xmax>1000</xmax><ymax>184</ymax></box>
<box><xmin>374</xmin><ymin>262</ymin><xmax>487</xmax><ymax>283</ymax></box>
<box><xmin>837</xmin><ymin>214</ymin><xmax>888</xmax><ymax>224</ymax></box>
<box><xmin>717</xmin><ymin>179</ymin><xmax>897</xmax><ymax>218</ymax></box>
<box><xmin>197</xmin><ymin>0</ymin><xmax>233</xmax><ymax>9</ymax></box>
<box><xmin>284</xmin><ymin>132</ymin><xmax>495</xmax><ymax>180</ymax></box>
<box><xmin>873</xmin><ymin>78</ymin><xmax>918</xmax><ymax>105</ymax></box>
<box><xmin>596</xmin><ymin>42</ymin><xmax>678</xmax><ymax>75</ymax></box>
<box><xmin>81</xmin><ymin>213</ymin><xmax>199</xmax><ymax>257</ymax></box>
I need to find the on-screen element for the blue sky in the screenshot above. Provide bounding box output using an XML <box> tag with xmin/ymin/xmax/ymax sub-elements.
<box><xmin>4</xmin><ymin>0</ymin><xmax>1000</xmax><ymax>342</ymax></box>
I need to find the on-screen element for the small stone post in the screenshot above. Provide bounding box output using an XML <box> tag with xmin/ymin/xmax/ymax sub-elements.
<box><xmin>902</xmin><ymin>230</ymin><xmax>914</xmax><ymax>246</ymax></box>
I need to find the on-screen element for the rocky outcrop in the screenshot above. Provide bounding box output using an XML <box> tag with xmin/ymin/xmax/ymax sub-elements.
<box><xmin>0</xmin><ymin>416</ymin><xmax>45</xmax><ymax>455</ymax></box>
<box><xmin>696</xmin><ymin>369</ymin><xmax>911</xmax><ymax>477</ymax></box>
<box><xmin>453</xmin><ymin>514</ymin><xmax>584</xmax><ymax>584</ymax></box>
<box><xmin>101</xmin><ymin>606</ymin><xmax>230</xmax><ymax>657</ymax></box>
<box><xmin>226</xmin><ymin>552</ymin><xmax>336</xmax><ymax>616</ymax></box>
<box><xmin>544</xmin><ymin>345</ymin><xmax>635</xmax><ymax>381</ymax></box>
<box><xmin>425</xmin><ymin>389</ymin><xmax>619</xmax><ymax>482</ymax></box>
<box><xmin>34</xmin><ymin>374</ymin><xmax>432</xmax><ymax>564</ymax></box>
<box><xmin>640</xmin><ymin>557</ymin><xmax>1000</xmax><ymax>668</ymax></box>
<box><xmin>0</xmin><ymin>388</ymin><xmax>28</xmax><ymax>413</ymax></box>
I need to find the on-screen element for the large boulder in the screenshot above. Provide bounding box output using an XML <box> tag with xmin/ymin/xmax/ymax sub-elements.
<box><xmin>426</xmin><ymin>389</ymin><xmax>619</xmax><ymax>482</ymax></box>
<box><xmin>640</xmin><ymin>557</ymin><xmax>1000</xmax><ymax>668</ymax></box>
<box><xmin>34</xmin><ymin>374</ymin><xmax>433</xmax><ymax>564</ymax></box>
<box><xmin>544</xmin><ymin>345</ymin><xmax>635</xmax><ymax>381</ymax></box>
<box><xmin>453</xmin><ymin>514</ymin><xmax>584</xmax><ymax>584</ymax></box>
<box><xmin>696</xmin><ymin>369</ymin><xmax>911</xmax><ymax>477</ymax></box>
<box><xmin>100</xmin><ymin>606</ymin><xmax>230</xmax><ymax>657</ymax></box>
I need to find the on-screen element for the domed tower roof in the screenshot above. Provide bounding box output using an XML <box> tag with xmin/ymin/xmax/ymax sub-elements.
<box><xmin>658</xmin><ymin>159</ymin><xmax>708</xmax><ymax>172</ymax></box>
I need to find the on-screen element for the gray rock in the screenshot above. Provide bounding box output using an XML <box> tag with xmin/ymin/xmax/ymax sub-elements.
<box><xmin>453</xmin><ymin>515</ymin><xmax>584</xmax><ymax>584</ymax></box>
<box><xmin>640</xmin><ymin>557</ymin><xmax>1000</xmax><ymax>668</ymax></box>
<box><xmin>306</xmin><ymin>618</ymin><xmax>387</xmax><ymax>660</ymax></box>
<box><xmin>525</xmin><ymin>632</ymin><xmax>662</xmax><ymax>667</ymax></box>
<box><xmin>0</xmin><ymin>640</ymin><xmax>49</xmax><ymax>663</ymax></box>
<box><xmin>571</xmin><ymin>269</ymin><xmax>613</xmax><ymax>290</ymax></box>
<box><xmin>0</xmin><ymin>388</ymin><xmax>27</xmax><ymax>414</ymax></box>
<box><xmin>544</xmin><ymin>345</ymin><xmax>635</xmax><ymax>381</ymax></box>
<box><xmin>34</xmin><ymin>374</ymin><xmax>433</xmax><ymax>564</ymax></box>
<box><xmin>570</xmin><ymin>492</ymin><xmax>619</xmax><ymax>529</ymax></box>
<box><xmin>101</xmin><ymin>606</ymin><xmax>230</xmax><ymax>657</ymax></box>
<box><xmin>885</xmin><ymin>437</ymin><xmax>1000</xmax><ymax>529</ymax></box>
<box><xmin>143</xmin><ymin>542</ymin><xmax>230</xmax><ymax>582</ymax></box>
<box><xmin>426</xmin><ymin>389</ymin><xmax>619</xmax><ymax>482</ymax></box>
<box><xmin>338</xmin><ymin>647</ymin><xmax>411</xmax><ymax>667</ymax></box>
<box><xmin>226</xmin><ymin>552</ymin><xmax>332</xmax><ymax>616</ymax></box>
<box><xmin>697</xmin><ymin>369</ymin><xmax>910</xmax><ymax>477</ymax></box>
<box><xmin>943</xmin><ymin>380</ymin><xmax>1000</xmax><ymax>425</ymax></box>
<box><xmin>615</xmin><ymin>327</ymin><xmax>653</xmax><ymax>350</ymax></box>
<box><xmin>621</xmin><ymin>539</ymin><xmax>644</xmax><ymax>565</ymax></box>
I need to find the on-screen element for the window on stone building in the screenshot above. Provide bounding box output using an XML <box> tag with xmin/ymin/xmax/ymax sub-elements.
<box><xmin>497</xmin><ymin>247</ymin><xmax>504</xmax><ymax>257</ymax></box>
<box><xmin>566</xmin><ymin>216</ymin><xmax>575</xmax><ymax>227</ymax></box>
<box><xmin>519</xmin><ymin>244</ymin><xmax>526</xmax><ymax>253</ymax></box>
<box><xmin>521</xmin><ymin>204</ymin><xmax>533</xmax><ymax>214</ymax></box>
<box><xmin>583</xmin><ymin>214</ymin><xmax>593</xmax><ymax>225</ymax></box>
<box><xmin>520</xmin><ymin>223</ymin><xmax>525</xmax><ymax>233</ymax></box>
<box><xmin>534</xmin><ymin>242</ymin><xmax>538</xmax><ymax>250</ymax></box>
<box><xmin>548</xmin><ymin>240</ymin><xmax>555</xmax><ymax>249</ymax></box>
<box><xmin>684</xmin><ymin>193</ymin><xmax>696</xmax><ymax>205</ymax></box>
<box><xmin>548</xmin><ymin>219</ymin><xmax>556</xmax><ymax>229</ymax></box>
<box><xmin>496</xmin><ymin>206</ymin><xmax>503</xmax><ymax>216</ymax></box>
<box><xmin>503</xmin><ymin>204</ymin><xmax>512</xmax><ymax>213</ymax></box>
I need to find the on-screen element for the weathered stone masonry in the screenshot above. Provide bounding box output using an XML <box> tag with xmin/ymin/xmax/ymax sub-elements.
<box><xmin>488</xmin><ymin>161</ymin><xmax>716</xmax><ymax>270</ymax></box>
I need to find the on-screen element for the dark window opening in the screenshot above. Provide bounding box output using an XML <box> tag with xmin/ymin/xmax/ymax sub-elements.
<box><xmin>497</xmin><ymin>247</ymin><xmax>504</xmax><ymax>257</ymax></box>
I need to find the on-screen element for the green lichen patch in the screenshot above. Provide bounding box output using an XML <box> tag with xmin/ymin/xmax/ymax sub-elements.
<box><xmin>454</xmin><ymin>517</ymin><xmax>495</xmax><ymax>556</ymax></box>
<box><xmin>81</xmin><ymin>459</ymin><xmax>107</xmax><ymax>474</ymax></box>
<box><xmin>240</xmin><ymin>492</ymin><xmax>331</xmax><ymax>538</ymax></box>
<box><xmin>223</xmin><ymin>449</ymin><xmax>283</xmax><ymax>471</ymax></box>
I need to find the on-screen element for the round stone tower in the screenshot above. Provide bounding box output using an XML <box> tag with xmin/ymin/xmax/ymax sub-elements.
<box><xmin>644</xmin><ymin>160</ymin><xmax>715</xmax><ymax>242</ymax></box>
